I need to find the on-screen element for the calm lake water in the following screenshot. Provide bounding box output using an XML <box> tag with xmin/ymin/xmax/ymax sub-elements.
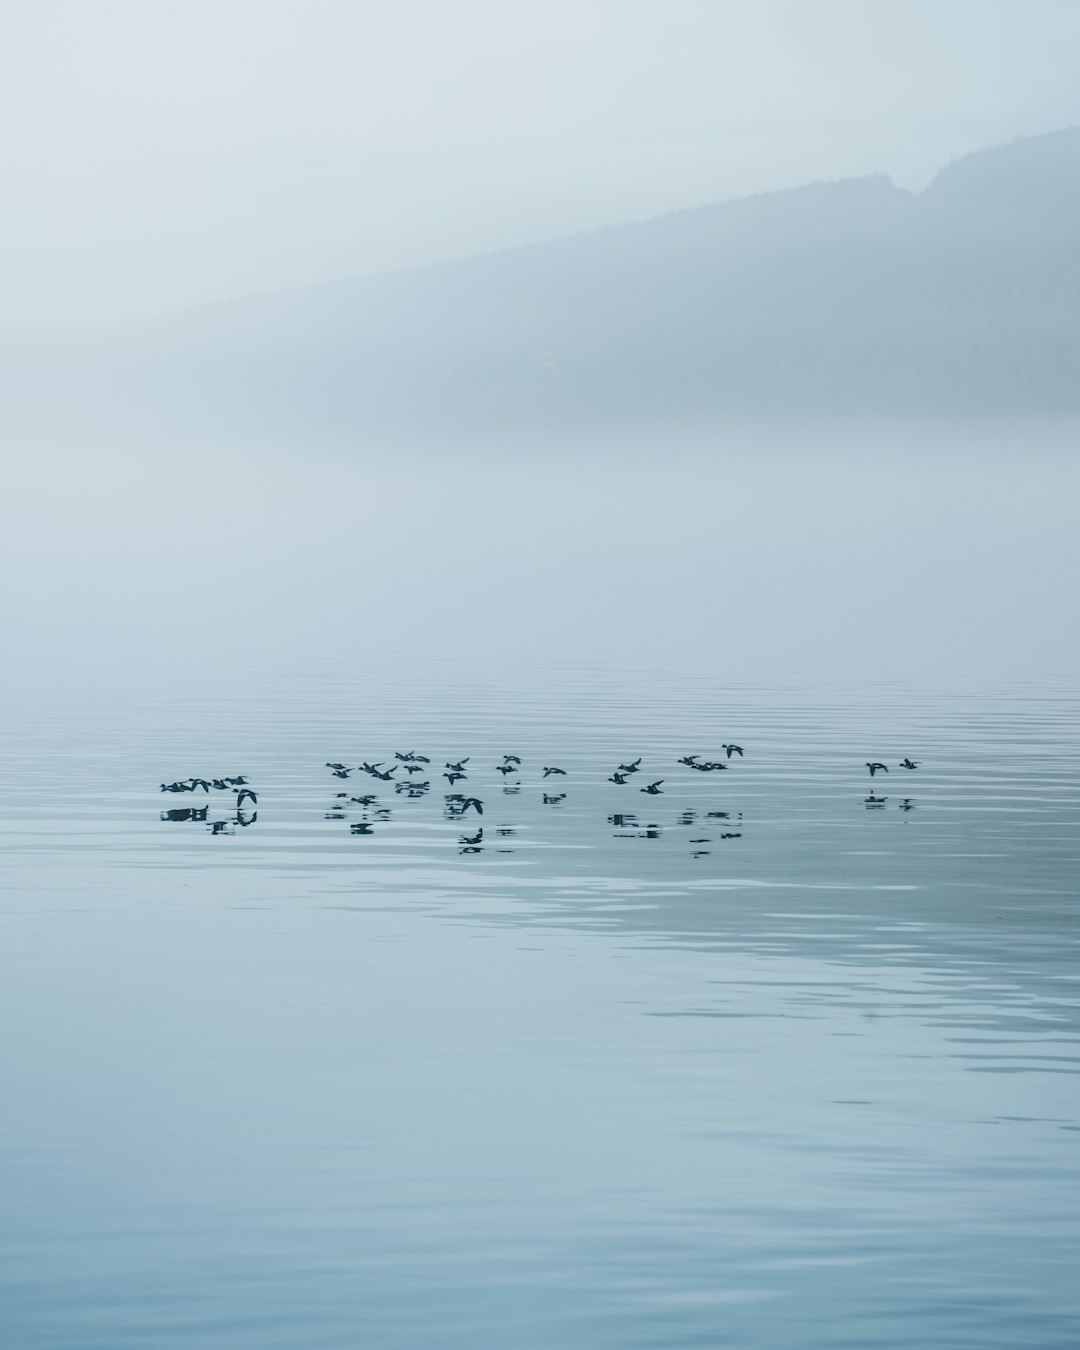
<box><xmin>2</xmin><ymin>665</ymin><xmax>1078</xmax><ymax>1349</ymax></box>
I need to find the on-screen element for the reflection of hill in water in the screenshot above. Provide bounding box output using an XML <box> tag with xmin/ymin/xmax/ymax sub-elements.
<box><xmin>24</xmin><ymin>126</ymin><xmax>1080</xmax><ymax>441</ymax></box>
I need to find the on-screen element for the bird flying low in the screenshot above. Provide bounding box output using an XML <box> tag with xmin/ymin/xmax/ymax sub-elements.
<box><xmin>899</xmin><ymin>758</ymin><xmax>919</xmax><ymax>770</ymax></box>
<box><xmin>640</xmin><ymin>781</ymin><xmax>664</xmax><ymax>794</ymax></box>
<box><xmin>445</xmin><ymin>759</ymin><xmax>469</xmax><ymax>773</ymax></box>
<box><xmin>722</xmin><ymin>744</ymin><xmax>744</xmax><ymax>758</ymax></box>
<box><xmin>502</xmin><ymin>755</ymin><xmax>522</xmax><ymax>765</ymax></box>
<box><xmin>609</xmin><ymin>772</ymin><xmax>629</xmax><ymax>785</ymax></box>
<box><xmin>866</xmin><ymin>762</ymin><xmax>889</xmax><ymax>777</ymax></box>
<box><xmin>542</xmin><ymin>767</ymin><xmax>567</xmax><ymax>777</ymax></box>
<box><xmin>618</xmin><ymin>759</ymin><xmax>642</xmax><ymax>774</ymax></box>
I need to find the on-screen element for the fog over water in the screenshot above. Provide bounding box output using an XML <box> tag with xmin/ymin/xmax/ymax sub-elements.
<box><xmin>4</xmin><ymin>7</ymin><xmax>1080</xmax><ymax>1347</ymax></box>
<box><xmin>4</xmin><ymin>425</ymin><xmax>1079</xmax><ymax>689</ymax></box>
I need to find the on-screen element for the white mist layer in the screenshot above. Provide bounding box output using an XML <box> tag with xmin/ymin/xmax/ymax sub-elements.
<box><xmin>3</xmin><ymin>424</ymin><xmax>1078</xmax><ymax>691</ymax></box>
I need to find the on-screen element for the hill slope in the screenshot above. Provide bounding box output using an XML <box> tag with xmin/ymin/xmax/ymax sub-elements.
<box><xmin>18</xmin><ymin>127</ymin><xmax>1080</xmax><ymax>440</ymax></box>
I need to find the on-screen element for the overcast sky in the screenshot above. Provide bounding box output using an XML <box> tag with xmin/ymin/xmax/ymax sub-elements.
<box><xmin>3</xmin><ymin>0</ymin><xmax>1079</xmax><ymax>325</ymax></box>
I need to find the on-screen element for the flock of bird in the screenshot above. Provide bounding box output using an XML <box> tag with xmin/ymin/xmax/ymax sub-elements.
<box><xmin>159</xmin><ymin>775</ymin><xmax>258</xmax><ymax>832</ymax></box>
<box><xmin>310</xmin><ymin>750</ymin><xmax>755</xmax><ymax>855</ymax></box>
<box><xmin>158</xmin><ymin>749</ymin><xmax>921</xmax><ymax>841</ymax></box>
<box><xmin>863</xmin><ymin>758</ymin><xmax>919</xmax><ymax>808</ymax></box>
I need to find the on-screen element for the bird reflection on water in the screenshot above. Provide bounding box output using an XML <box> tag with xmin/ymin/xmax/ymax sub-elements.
<box><xmin>155</xmin><ymin>746</ymin><xmax>919</xmax><ymax>859</ymax></box>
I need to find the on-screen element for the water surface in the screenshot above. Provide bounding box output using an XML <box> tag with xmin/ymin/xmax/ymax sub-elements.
<box><xmin>1</xmin><ymin>667</ymin><xmax>1078</xmax><ymax>1348</ymax></box>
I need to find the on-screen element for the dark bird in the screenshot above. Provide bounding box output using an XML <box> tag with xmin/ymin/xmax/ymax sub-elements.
<box><xmin>690</xmin><ymin>761</ymin><xmax>727</xmax><ymax>771</ymax></box>
<box><xmin>160</xmin><ymin>781</ymin><xmax>186</xmax><ymax>793</ymax></box>
<box><xmin>326</xmin><ymin>763</ymin><xmax>349</xmax><ymax>771</ymax></box>
<box><xmin>395</xmin><ymin>751</ymin><xmax>427</xmax><ymax>762</ymax></box>
<box><xmin>360</xmin><ymin>762</ymin><xmax>384</xmax><ymax>775</ymax></box>
<box><xmin>188</xmin><ymin>778</ymin><xmax>211</xmax><ymax>793</ymax></box>
<box><xmin>331</xmin><ymin>769</ymin><xmax>351</xmax><ymax>779</ymax></box>
<box><xmin>210</xmin><ymin>778</ymin><xmax>230</xmax><ymax>790</ymax></box>
<box><xmin>444</xmin><ymin>771</ymin><xmax>466</xmax><ymax>785</ymax></box>
<box><xmin>496</xmin><ymin>764</ymin><xmax>517</xmax><ymax>776</ymax></box>
<box><xmin>503</xmin><ymin>755</ymin><xmax>522</xmax><ymax>765</ymax></box>
<box><xmin>461</xmin><ymin>797</ymin><xmax>483</xmax><ymax>815</ymax></box>
<box><xmin>371</xmin><ymin>767</ymin><xmax>398</xmax><ymax>781</ymax></box>
<box><xmin>618</xmin><ymin>759</ymin><xmax>642</xmax><ymax>774</ymax></box>
<box><xmin>225</xmin><ymin>776</ymin><xmax>248</xmax><ymax>786</ymax></box>
<box><xmin>722</xmin><ymin>744</ymin><xmax>744</xmax><ymax>758</ymax></box>
<box><xmin>640</xmin><ymin>781</ymin><xmax>664</xmax><ymax>795</ymax></box>
<box><xmin>334</xmin><ymin>792</ymin><xmax>348</xmax><ymax>798</ymax></box>
<box><xmin>234</xmin><ymin>788</ymin><xmax>258</xmax><ymax>809</ymax></box>
<box><xmin>899</xmin><ymin>758</ymin><xmax>919</xmax><ymax>770</ymax></box>
<box><xmin>677</xmin><ymin>755</ymin><xmax>700</xmax><ymax>767</ymax></box>
<box><xmin>542</xmin><ymin>767</ymin><xmax>566</xmax><ymax>777</ymax></box>
<box><xmin>404</xmin><ymin>764</ymin><xmax>425</xmax><ymax>774</ymax></box>
<box><xmin>350</xmin><ymin>795</ymin><xmax>377</xmax><ymax>806</ymax></box>
<box><xmin>609</xmin><ymin>772</ymin><xmax>629</xmax><ymax>785</ymax></box>
<box><xmin>866</xmin><ymin>762</ymin><xmax>889</xmax><ymax>777</ymax></box>
<box><xmin>445</xmin><ymin>759</ymin><xmax>469</xmax><ymax>772</ymax></box>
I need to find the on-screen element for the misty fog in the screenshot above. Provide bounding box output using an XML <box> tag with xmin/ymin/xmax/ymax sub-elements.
<box><xmin>3</xmin><ymin>0</ymin><xmax>1080</xmax><ymax>326</ymax></box>
<box><xmin>5</xmin><ymin>425</ymin><xmax>1078</xmax><ymax>689</ymax></box>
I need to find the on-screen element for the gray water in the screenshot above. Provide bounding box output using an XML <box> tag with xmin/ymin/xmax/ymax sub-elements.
<box><xmin>2</xmin><ymin>664</ymin><xmax>1078</xmax><ymax>1349</ymax></box>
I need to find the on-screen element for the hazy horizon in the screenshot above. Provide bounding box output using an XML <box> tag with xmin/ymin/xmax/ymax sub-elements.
<box><xmin>4</xmin><ymin>1</ymin><xmax>1080</xmax><ymax>328</ymax></box>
